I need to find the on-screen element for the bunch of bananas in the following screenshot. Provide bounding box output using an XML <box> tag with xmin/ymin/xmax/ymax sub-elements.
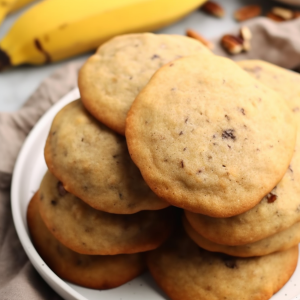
<box><xmin>0</xmin><ymin>0</ymin><xmax>206</xmax><ymax>70</ymax></box>
<box><xmin>0</xmin><ymin>0</ymin><xmax>35</xmax><ymax>24</ymax></box>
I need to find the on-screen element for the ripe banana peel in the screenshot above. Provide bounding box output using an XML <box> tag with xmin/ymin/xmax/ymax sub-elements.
<box><xmin>0</xmin><ymin>0</ymin><xmax>16</xmax><ymax>25</ymax></box>
<box><xmin>0</xmin><ymin>0</ymin><xmax>207</xmax><ymax>70</ymax></box>
<box><xmin>0</xmin><ymin>0</ymin><xmax>36</xmax><ymax>26</ymax></box>
<box><xmin>9</xmin><ymin>0</ymin><xmax>37</xmax><ymax>14</ymax></box>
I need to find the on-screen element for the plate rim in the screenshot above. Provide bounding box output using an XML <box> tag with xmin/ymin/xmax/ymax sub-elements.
<box><xmin>10</xmin><ymin>87</ymin><xmax>86</xmax><ymax>300</ymax></box>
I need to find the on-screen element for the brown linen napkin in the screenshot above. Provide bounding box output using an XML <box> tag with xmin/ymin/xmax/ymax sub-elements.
<box><xmin>0</xmin><ymin>17</ymin><xmax>300</xmax><ymax>300</ymax></box>
<box><xmin>0</xmin><ymin>61</ymin><xmax>82</xmax><ymax>300</ymax></box>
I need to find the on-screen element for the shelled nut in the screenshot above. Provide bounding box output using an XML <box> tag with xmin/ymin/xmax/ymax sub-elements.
<box><xmin>266</xmin><ymin>12</ymin><xmax>285</xmax><ymax>22</ymax></box>
<box><xmin>201</xmin><ymin>1</ymin><xmax>225</xmax><ymax>18</ymax></box>
<box><xmin>221</xmin><ymin>35</ymin><xmax>244</xmax><ymax>54</ymax></box>
<box><xmin>186</xmin><ymin>29</ymin><xmax>214</xmax><ymax>49</ymax></box>
<box><xmin>294</xmin><ymin>11</ymin><xmax>300</xmax><ymax>19</ymax></box>
<box><xmin>239</xmin><ymin>26</ymin><xmax>252</xmax><ymax>41</ymax></box>
<box><xmin>272</xmin><ymin>7</ymin><xmax>293</xmax><ymax>20</ymax></box>
<box><xmin>234</xmin><ymin>5</ymin><xmax>262</xmax><ymax>22</ymax></box>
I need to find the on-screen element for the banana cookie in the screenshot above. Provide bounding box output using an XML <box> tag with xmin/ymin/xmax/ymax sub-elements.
<box><xmin>44</xmin><ymin>99</ymin><xmax>168</xmax><ymax>214</ymax></box>
<box><xmin>38</xmin><ymin>171</ymin><xmax>175</xmax><ymax>255</ymax></box>
<box><xmin>238</xmin><ymin>60</ymin><xmax>300</xmax><ymax>113</ymax></box>
<box><xmin>147</xmin><ymin>230</ymin><xmax>298</xmax><ymax>300</ymax></box>
<box><xmin>78</xmin><ymin>33</ymin><xmax>212</xmax><ymax>135</ymax></box>
<box><xmin>183</xmin><ymin>215</ymin><xmax>300</xmax><ymax>257</ymax></box>
<box><xmin>126</xmin><ymin>54</ymin><xmax>297</xmax><ymax>217</ymax></box>
<box><xmin>28</xmin><ymin>192</ymin><xmax>146</xmax><ymax>289</ymax></box>
<box><xmin>185</xmin><ymin>60</ymin><xmax>300</xmax><ymax>245</ymax></box>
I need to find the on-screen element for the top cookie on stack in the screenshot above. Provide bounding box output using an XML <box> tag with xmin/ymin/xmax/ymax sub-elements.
<box><xmin>78</xmin><ymin>33</ymin><xmax>211</xmax><ymax>135</ymax></box>
<box><xmin>125</xmin><ymin>53</ymin><xmax>297</xmax><ymax>218</ymax></box>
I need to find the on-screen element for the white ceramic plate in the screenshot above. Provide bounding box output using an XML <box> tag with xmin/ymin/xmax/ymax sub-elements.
<box><xmin>11</xmin><ymin>88</ymin><xmax>300</xmax><ymax>300</ymax></box>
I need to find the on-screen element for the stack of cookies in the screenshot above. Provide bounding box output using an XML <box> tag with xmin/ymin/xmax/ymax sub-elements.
<box><xmin>182</xmin><ymin>59</ymin><xmax>300</xmax><ymax>258</ymax></box>
<box><xmin>125</xmin><ymin>51</ymin><xmax>299</xmax><ymax>299</ymax></box>
<box><xmin>27</xmin><ymin>32</ymin><xmax>300</xmax><ymax>299</ymax></box>
<box><xmin>28</xmin><ymin>99</ymin><xmax>176</xmax><ymax>288</ymax></box>
<box><xmin>27</xmin><ymin>33</ymin><xmax>211</xmax><ymax>289</ymax></box>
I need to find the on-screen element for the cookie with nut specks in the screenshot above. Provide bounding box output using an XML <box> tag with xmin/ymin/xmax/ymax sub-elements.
<box><xmin>185</xmin><ymin>60</ymin><xmax>300</xmax><ymax>245</ymax></box>
<box><xmin>126</xmin><ymin>54</ymin><xmax>296</xmax><ymax>217</ymax></box>
<box><xmin>147</xmin><ymin>230</ymin><xmax>298</xmax><ymax>300</ymax></box>
<box><xmin>38</xmin><ymin>171</ymin><xmax>175</xmax><ymax>255</ymax></box>
<box><xmin>44</xmin><ymin>99</ymin><xmax>168</xmax><ymax>214</ymax></box>
<box><xmin>238</xmin><ymin>60</ymin><xmax>300</xmax><ymax>113</ymax></box>
<box><xmin>183</xmin><ymin>215</ymin><xmax>300</xmax><ymax>257</ymax></box>
<box><xmin>78</xmin><ymin>33</ymin><xmax>212</xmax><ymax>135</ymax></box>
<box><xmin>28</xmin><ymin>192</ymin><xmax>146</xmax><ymax>289</ymax></box>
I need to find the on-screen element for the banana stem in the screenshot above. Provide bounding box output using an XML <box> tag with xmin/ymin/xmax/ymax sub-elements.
<box><xmin>0</xmin><ymin>49</ymin><xmax>11</xmax><ymax>71</ymax></box>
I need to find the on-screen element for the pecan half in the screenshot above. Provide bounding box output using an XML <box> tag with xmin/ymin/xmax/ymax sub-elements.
<box><xmin>294</xmin><ymin>11</ymin><xmax>300</xmax><ymax>19</ymax></box>
<box><xmin>242</xmin><ymin>40</ymin><xmax>251</xmax><ymax>51</ymax></box>
<box><xmin>221</xmin><ymin>35</ymin><xmax>243</xmax><ymax>54</ymax></box>
<box><xmin>266</xmin><ymin>12</ymin><xmax>285</xmax><ymax>22</ymax></box>
<box><xmin>186</xmin><ymin>29</ymin><xmax>214</xmax><ymax>49</ymax></box>
<box><xmin>266</xmin><ymin>193</ymin><xmax>277</xmax><ymax>203</ymax></box>
<box><xmin>239</xmin><ymin>26</ymin><xmax>252</xmax><ymax>41</ymax></box>
<box><xmin>201</xmin><ymin>1</ymin><xmax>225</xmax><ymax>18</ymax></box>
<box><xmin>239</xmin><ymin>26</ymin><xmax>252</xmax><ymax>51</ymax></box>
<box><xmin>234</xmin><ymin>5</ymin><xmax>262</xmax><ymax>22</ymax></box>
<box><xmin>272</xmin><ymin>7</ymin><xmax>293</xmax><ymax>20</ymax></box>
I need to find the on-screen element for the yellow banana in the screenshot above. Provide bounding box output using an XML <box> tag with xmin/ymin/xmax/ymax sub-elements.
<box><xmin>0</xmin><ymin>0</ymin><xmax>17</xmax><ymax>25</ymax></box>
<box><xmin>0</xmin><ymin>0</ymin><xmax>36</xmax><ymax>29</ymax></box>
<box><xmin>0</xmin><ymin>0</ymin><xmax>206</xmax><ymax>70</ymax></box>
<box><xmin>9</xmin><ymin>0</ymin><xmax>37</xmax><ymax>14</ymax></box>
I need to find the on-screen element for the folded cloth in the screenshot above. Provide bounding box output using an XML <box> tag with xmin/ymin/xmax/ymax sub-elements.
<box><xmin>0</xmin><ymin>62</ymin><xmax>82</xmax><ymax>300</ymax></box>
<box><xmin>213</xmin><ymin>17</ymin><xmax>300</xmax><ymax>69</ymax></box>
<box><xmin>0</xmin><ymin>17</ymin><xmax>300</xmax><ymax>300</ymax></box>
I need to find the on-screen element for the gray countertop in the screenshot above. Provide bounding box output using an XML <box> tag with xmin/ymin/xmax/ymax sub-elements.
<box><xmin>0</xmin><ymin>0</ymin><xmax>274</xmax><ymax>111</ymax></box>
